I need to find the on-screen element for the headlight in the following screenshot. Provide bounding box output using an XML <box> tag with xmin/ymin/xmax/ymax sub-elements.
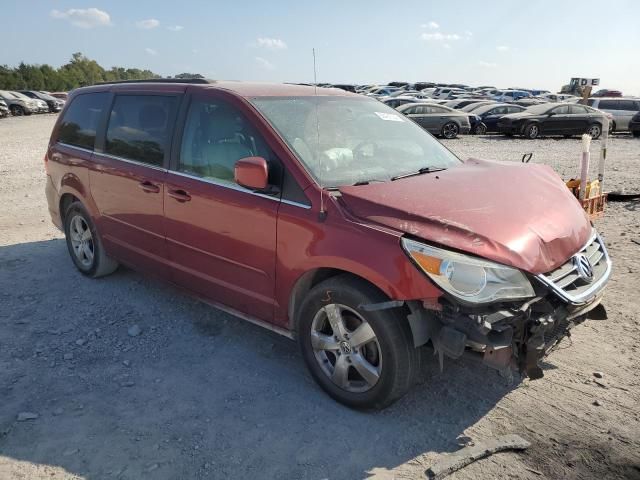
<box><xmin>401</xmin><ymin>238</ymin><xmax>535</xmax><ymax>304</ymax></box>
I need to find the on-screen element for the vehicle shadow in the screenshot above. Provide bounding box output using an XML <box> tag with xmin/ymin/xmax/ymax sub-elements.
<box><xmin>0</xmin><ymin>239</ymin><xmax>520</xmax><ymax>479</ymax></box>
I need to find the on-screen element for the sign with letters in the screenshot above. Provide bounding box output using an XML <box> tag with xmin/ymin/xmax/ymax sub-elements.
<box><xmin>569</xmin><ymin>78</ymin><xmax>600</xmax><ymax>87</ymax></box>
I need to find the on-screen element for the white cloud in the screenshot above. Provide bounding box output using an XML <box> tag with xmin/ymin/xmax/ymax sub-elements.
<box><xmin>167</xmin><ymin>25</ymin><xmax>184</xmax><ymax>31</ymax></box>
<box><xmin>420</xmin><ymin>21</ymin><xmax>439</xmax><ymax>29</ymax></box>
<box><xmin>50</xmin><ymin>8</ymin><xmax>111</xmax><ymax>28</ymax></box>
<box><xmin>145</xmin><ymin>48</ymin><xmax>158</xmax><ymax>56</ymax></box>
<box><xmin>421</xmin><ymin>32</ymin><xmax>461</xmax><ymax>41</ymax></box>
<box><xmin>255</xmin><ymin>57</ymin><xmax>275</xmax><ymax>70</ymax></box>
<box><xmin>478</xmin><ymin>60</ymin><xmax>497</xmax><ymax>68</ymax></box>
<box><xmin>497</xmin><ymin>45</ymin><xmax>510</xmax><ymax>52</ymax></box>
<box><xmin>136</xmin><ymin>18</ymin><xmax>160</xmax><ymax>29</ymax></box>
<box><xmin>464</xmin><ymin>30</ymin><xmax>473</xmax><ymax>37</ymax></box>
<box><xmin>255</xmin><ymin>37</ymin><xmax>287</xmax><ymax>50</ymax></box>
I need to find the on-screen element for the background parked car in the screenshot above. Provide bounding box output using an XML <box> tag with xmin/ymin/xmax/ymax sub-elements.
<box><xmin>592</xmin><ymin>89</ymin><xmax>623</xmax><ymax>97</ymax></box>
<box><xmin>48</xmin><ymin>92</ymin><xmax>69</xmax><ymax>100</ymax></box>
<box><xmin>382</xmin><ymin>96</ymin><xmax>421</xmax><ymax>109</ymax></box>
<box><xmin>397</xmin><ymin>102</ymin><xmax>471</xmax><ymax>138</ymax></box>
<box><xmin>0</xmin><ymin>90</ymin><xmax>38</xmax><ymax>115</ymax></box>
<box><xmin>629</xmin><ymin>111</ymin><xmax>640</xmax><ymax>137</ymax></box>
<box><xmin>459</xmin><ymin>100</ymin><xmax>497</xmax><ymax>112</ymax></box>
<box><xmin>535</xmin><ymin>93</ymin><xmax>577</xmax><ymax>103</ymax></box>
<box><xmin>473</xmin><ymin>103</ymin><xmax>526</xmax><ymax>132</ymax></box>
<box><xmin>498</xmin><ymin>103</ymin><xmax>606</xmax><ymax>139</ymax></box>
<box><xmin>587</xmin><ymin>98</ymin><xmax>640</xmax><ymax>132</ymax></box>
<box><xmin>19</xmin><ymin>90</ymin><xmax>65</xmax><ymax>113</ymax></box>
<box><xmin>492</xmin><ymin>90</ymin><xmax>532</xmax><ymax>103</ymax></box>
<box><xmin>11</xmin><ymin>91</ymin><xmax>48</xmax><ymax>113</ymax></box>
<box><xmin>0</xmin><ymin>99</ymin><xmax>9</xmax><ymax>118</ymax></box>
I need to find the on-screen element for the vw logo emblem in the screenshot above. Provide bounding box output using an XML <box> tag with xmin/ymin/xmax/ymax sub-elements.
<box><xmin>573</xmin><ymin>254</ymin><xmax>594</xmax><ymax>283</ymax></box>
<box><xmin>339</xmin><ymin>341</ymin><xmax>352</xmax><ymax>355</ymax></box>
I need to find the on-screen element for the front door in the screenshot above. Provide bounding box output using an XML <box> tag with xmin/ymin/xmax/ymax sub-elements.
<box><xmin>89</xmin><ymin>93</ymin><xmax>180</xmax><ymax>277</ymax></box>
<box><xmin>164</xmin><ymin>92</ymin><xmax>280</xmax><ymax>321</ymax></box>
<box><xmin>542</xmin><ymin>105</ymin><xmax>570</xmax><ymax>134</ymax></box>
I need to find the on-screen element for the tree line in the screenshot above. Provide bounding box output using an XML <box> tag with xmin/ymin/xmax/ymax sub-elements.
<box><xmin>0</xmin><ymin>52</ymin><xmax>203</xmax><ymax>92</ymax></box>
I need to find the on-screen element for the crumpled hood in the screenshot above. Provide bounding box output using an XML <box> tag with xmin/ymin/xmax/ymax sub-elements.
<box><xmin>338</xmin><ymin>158</ymin><xmax>591</xmax><ymax>274</ymax></box>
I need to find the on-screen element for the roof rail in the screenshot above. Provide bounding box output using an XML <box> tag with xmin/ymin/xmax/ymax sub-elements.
<box><xmin>95</xmin><ymin>78</ymin><xmax>213</xmax><ymax>85</ymax></box>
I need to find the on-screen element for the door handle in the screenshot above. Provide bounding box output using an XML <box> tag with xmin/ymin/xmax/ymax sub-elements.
<box><xmin>168</xmin><ymin>189</ymin><xmax>191</xmax><ymax>202</ymax></box>
<box><xmin>138</xmin><ymin>181</ymin><xmax>160</xmax><ymax>193</ymax></box>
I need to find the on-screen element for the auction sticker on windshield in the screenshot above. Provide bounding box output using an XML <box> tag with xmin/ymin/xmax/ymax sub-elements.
<box><xmin>374</xmin><ymin>111</ymin><xmax>404</xmax><ymax>122</ymax></box>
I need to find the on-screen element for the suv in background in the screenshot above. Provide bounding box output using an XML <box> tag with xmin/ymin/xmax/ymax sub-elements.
<box><xmin>587</xmin><ymin>98</ymin><xmax>640</xmax><ymax>132</ymax></box>
<box><xmin>0</xmin><ymin>90</ymin><xmax>39</xmax><ymax>115</ymax></box>
<box><xmin>45</xmin><ymin>80</ymin><xmax>610</xmax><ymax>409</ymax></box>
<box><xmin>0</xmin><ymin>99</ymin><xmax>9</xmax><ymax>118</ymax></box>
<box><xmin>19</xmin><ymin>90</ymin><xmax>65</xmax><ymax>113</ymax></box>
<box><xmin>492</xmin><ymin>90</ymin><xmax>532</xmax><ymax>103</ymax></box>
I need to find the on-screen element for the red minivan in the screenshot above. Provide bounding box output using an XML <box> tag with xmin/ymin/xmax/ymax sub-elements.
<box><xmin>45</xmin><ymin>79</ymin><xmax>611</xmax><ymax>409</ymax></box>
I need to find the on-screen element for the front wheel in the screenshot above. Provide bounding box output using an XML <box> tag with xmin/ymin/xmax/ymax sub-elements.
<box><xmin>441</xmin><ymin>122</ymin><xmax>459</xmax><ymax>139</ymax></box>
<box><xmin>64</xmin><ymin>202</ymin><xmax>118</xmax><ymax>278</ymax></box>
<box><xmin>524</xmin><ymin>123</ymin><xmax>540</xmax><ymax>139</ymax></box>
<box><xmin>587</xmin><ymin>123</ymin><xmax>602</xmax><ymax>139</ymax></box>
<box><xmin>474</xmin><ymin>123</ymin><xmax>487</xmax><ymax>135</ymax></box>
<box><xmin>297</xmin><ymin>275</ymin><xmax>419</xmax><ymax>410</ymax></box>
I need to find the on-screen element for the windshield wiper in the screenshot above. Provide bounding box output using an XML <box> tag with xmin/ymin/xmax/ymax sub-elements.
<box><xmin>391</xmin><ymin>167</ymin><xmax>447</xmax><ymax>181</ymax></box>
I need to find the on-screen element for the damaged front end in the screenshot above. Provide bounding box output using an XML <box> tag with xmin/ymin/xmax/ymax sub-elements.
<box><xmin>402</xmin><ymin>231</ymin><xmax>612</xmax><ymax>379</ymax></box>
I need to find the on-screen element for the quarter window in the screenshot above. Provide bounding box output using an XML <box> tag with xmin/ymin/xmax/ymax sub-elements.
<box><xmin>105</xmin><ymin>95</ymin><xmax>177</xmax><ymax>166</ymax></box>
<box><xmin>57</xmin><ymin>93</ymin><xmax>109</xmax><ymax>150</ymax></box>
<box><xmin>179</xmin><ymin>98</ymin><xmax>271</xmax><ymax>183</ymax></box>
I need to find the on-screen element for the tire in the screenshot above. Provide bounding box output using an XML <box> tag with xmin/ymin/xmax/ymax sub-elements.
<box><xmin>441</xmin><ymin>122</ymin><xmax>459</xmax><ymax>139</ymax></box>
<box><xmin>587</xmin><ymin>123</ymin><xmax>602</xmax><ymax>139</ymax></box>
<box><xmin>474</xmin><ymin>123</ymin><xmax>487</xmax><ymax>135</ymax></box>
<box><xmin>297</xmin><ymin>275</ymin><xmax>419</xmax><ymax>410</ymax></box>
<box><xmin>10</xmin><ymin>105</ymin><xmax>24</xmax><ymax>116</ymax></box>
<box><xmin>524</xmin><ymin>123</ymin><xmax>540</xmax><ymax>139</ymax></box>
<box><xmin>64</xmin><ymin>202</ymin><xmax>118</xmax><ymax>278</ymax></box>
<box><xmin>632</xmin><ymin>130</ymin><xmax>640</xmax><ymax>138</ymax></box>
<box><xmin>609</xmin><ymin>121</ymin><xmax>615</xmax><ymax>133</ymax></box>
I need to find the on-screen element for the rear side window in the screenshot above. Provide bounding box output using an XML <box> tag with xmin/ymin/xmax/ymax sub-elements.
<box><xmin>57</xmin><ymin>93</ymin><xmax>109</xmax><ymax>150</ymax></box>
<box><xmin>618</xmin><ymin>100</ymin><xmax>638</xmax><ymax>110</ymax></box>
<box><xmin>598</xmin><ymin>100</ymin><xmax>618</xmax><ymax>110</ymax></box>
<box><xmin>570</xmin><ymin>105</ymin><xmax>589</xmax><ymax>114</ymax></box>
<box><xmin>105</xmin><ymin>95</ymin><xmax>177</xmax><ymax>167</ymax></box>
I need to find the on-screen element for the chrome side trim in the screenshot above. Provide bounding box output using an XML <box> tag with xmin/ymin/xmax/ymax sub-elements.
<box><xmin>281</xmin><ymin>198</ymin><xmax>312</xmax><ymax>209</ymax></box>
<box><xmin>95</xmin><ymin>152</ymin><xmax>168</xmax><ymax>172</ymax></box>
<box><xmin>57</xmin><ymin>142</ymin><xmax>95</xmax><ymax>155</ymax></box>
<box><xmin>536</xmin><ymin>232</ymin><xmax>611</xmax><ymax>306</ymax></box>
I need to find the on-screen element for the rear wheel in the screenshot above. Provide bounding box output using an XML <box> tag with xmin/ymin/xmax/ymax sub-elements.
<box><xmin>524</xmin><ymin>123</ymin><xmax>540</xmax><ymax>139</ymax></box>
<box><xmin>632</xmin><ymin>130</ymin><xmax>640</xmax><ymax>138</ymax></box>
<box><xmin>10</xmin><ymin>105</ymin><xmax>24</xmax><ymax>116</ymax></box>
<box><xmin>441</xmin><ymin>122</ymin><xmax>459</xmax><ymax>139</ymax></box>
<box><xmin>64</xmin><ymin>202</ymin><xmax>118</xmax><ymax>278</ymax></box>
<box><xmin>297</xmin><ymin>275</ymin><xmax>419</xmax><ymax>410</ymax></box>
<box><xmin>587</xmin><ymin>123</ymin><xmax>602</xmax><ymax>139</ymax></box>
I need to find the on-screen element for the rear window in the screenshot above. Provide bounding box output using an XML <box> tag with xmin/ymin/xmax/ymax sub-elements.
<box><xmin>57</xmin><ymin>93</ymin><xmax>109</xmax><ymax>150</ymax></box>
<box><xmin>105</xmin><ymin>95</ymin><xmax>177</xmax><ymax>167</ymax></box>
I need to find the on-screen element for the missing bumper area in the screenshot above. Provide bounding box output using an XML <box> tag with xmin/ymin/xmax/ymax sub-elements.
<box><xmin>407</xmin><ymin>295</ymin><xmax>607</xmax><ymax>379</ymax></box>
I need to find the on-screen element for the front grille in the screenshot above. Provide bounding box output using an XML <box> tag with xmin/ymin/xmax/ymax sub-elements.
<box><xmin>537</xmin><ymin>232</ymin><xmax>611</xmax><ymax>305</ymax></box>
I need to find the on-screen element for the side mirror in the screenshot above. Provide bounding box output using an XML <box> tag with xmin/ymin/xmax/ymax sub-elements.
<box><xmin>547</xmin><ymin>111</ymin><xmax>556</xmax><ymax>117</ymax></box>
<box><xmin>234</xmin><ymin>156</ymin><xmax>269</xmax><ymax>191</ymax></box>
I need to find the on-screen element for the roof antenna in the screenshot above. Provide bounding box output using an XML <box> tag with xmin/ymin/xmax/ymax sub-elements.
<box><xmin>313</xmin><ymin>48</ymin><xmax>327</xmax><ymax>222</ymax></box>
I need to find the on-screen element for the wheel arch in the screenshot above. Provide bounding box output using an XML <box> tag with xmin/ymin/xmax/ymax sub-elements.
<box><xmin>287</xmin><ymin>268</ymin><xmax>407</xmax><ymax>335</ymax></box>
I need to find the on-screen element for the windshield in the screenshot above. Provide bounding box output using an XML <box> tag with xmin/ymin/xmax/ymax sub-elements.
<box><xmin>251</xmin><ymin>96</ymin><xmax>461</xmax><ymax>187</ymax></box>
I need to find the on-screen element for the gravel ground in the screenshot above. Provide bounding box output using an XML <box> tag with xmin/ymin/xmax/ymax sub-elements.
<box><xmin>0</xmin><ymin>114</ymin><xmax>639</xmax><ymax>480</ymax></box>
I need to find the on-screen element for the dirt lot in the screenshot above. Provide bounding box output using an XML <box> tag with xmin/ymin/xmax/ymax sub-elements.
<box><xmin>1</xmin><ymin>114</ymin><xmax>639</xmax><ymax>480</ymax></box>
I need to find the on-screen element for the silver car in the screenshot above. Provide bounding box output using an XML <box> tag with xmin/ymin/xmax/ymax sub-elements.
<box><xmin>587</xmin><ymin>98</ymin><xmax>640</xmax><ymax>132</ymax></box>
<box><xmin>397</xmin><ymin>102</ymin><xmax>471</xmax><ymax>139</ymax></box>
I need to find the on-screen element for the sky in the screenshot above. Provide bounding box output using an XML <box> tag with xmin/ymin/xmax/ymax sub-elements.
<box><xmin>3</xmin><ymin>0</ymin><xmax>640</xmax><ymax>95</ymax></box>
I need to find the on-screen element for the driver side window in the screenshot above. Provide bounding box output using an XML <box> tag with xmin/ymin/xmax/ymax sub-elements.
<box><xmin>179</xmin><ymin>98</ymin><xmax>270</xmax><ymax>183</ymax></box>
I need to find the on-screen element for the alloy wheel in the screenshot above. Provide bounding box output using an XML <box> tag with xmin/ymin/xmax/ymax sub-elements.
<box><xmin>528</xmin><ymin>125</ymin><xmax>539</xmax><ymax>139</ymax></box>
<box><xmin>69</xmin><ymin>214</ymin><xmax>94</xmax><ymax>268</ymax></box>
<box><xmin>443</xmin><ymin>123</ymin><xmax>459</xmax><ymax>139</ymax></box>
<box><xmin>310</xmin><ymin>304</ymin><xmax>382</xmax><ymax>393</ymax></box>
<box><xmin>588</xmin><ymin>125</ymin><xmax>601</xmax><ymax>138</ymax></box>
